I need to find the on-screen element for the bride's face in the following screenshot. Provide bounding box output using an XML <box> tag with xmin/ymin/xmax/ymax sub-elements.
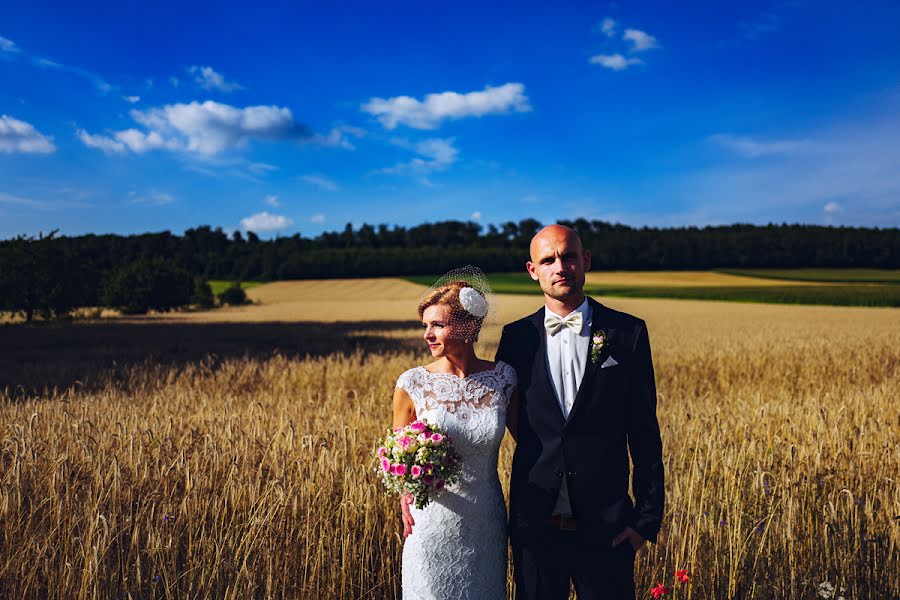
<box><xmin>422</xmin><ymin>303</ymin><xmax>469</xmax><ymax>358</ymax></box>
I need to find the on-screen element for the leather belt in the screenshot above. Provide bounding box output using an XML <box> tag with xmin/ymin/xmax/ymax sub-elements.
<box><xmin>550</xmin><ymin>514</ymin><xmax>577</xmax><ymax>531</ymax></box>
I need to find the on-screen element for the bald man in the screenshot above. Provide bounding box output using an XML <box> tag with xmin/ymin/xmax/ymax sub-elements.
<box><xmin>496</xmin><ymin>225</ymin><xmax>664</xmax><ymax>600</ymax></box>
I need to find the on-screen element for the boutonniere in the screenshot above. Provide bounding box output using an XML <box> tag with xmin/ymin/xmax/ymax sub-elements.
<box><xmin>590</xmin><ymin>329</ymin><xmax>607</xmax><ymax>364</ymax></box>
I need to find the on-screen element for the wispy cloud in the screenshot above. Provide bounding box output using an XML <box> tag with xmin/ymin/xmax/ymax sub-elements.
<box><xmin>595</xmin><ymin>18</ymin><xmax>617</xmax><ymax>37</ymax></box>
<box><xmin>318</xmin><ymin>124</ymin><xmax>366</xmax><ymax>149</ymax></box>
<box><xmin>623</xmin><ymin>28</ymin><xmax>659</xmax><ymax>52</ymax></box>
<box><xmin>708</xmin><ymin>133</ymin><xmax>811</xmax><ymax>158</ymax></box>
<box><xmin>363</xmin><ymin>83</ymin><xmax>531</xmax><ymax>130</ymax></box>
<box><xmin>0</xmin><ymin>191</ymin><xmax>49</xmax><ymax>208</ymax></box>
<box><xmin>32</xmin><ymin>56</ymin><xmax>112</xmax><ymax>93</ymax></box>
<box><xmin>249</xmin><ymin>162</ymin><xmax>278</xmax><ymax>175</ymax></box>
<box><xmin>300</xmin><ymin>174</ymin><xmax>339</xmax><ymax>191</ymax></box>
<box><xmin>470</xmin><ymin>211</ymin><xmax>482</xmax><ymax>220</ymax></box>
<box><xmin>123</xmin><ymin>95</ymin><xmax>141</xmax><ymax>104</ymax></box>
<box><xmin>265</xmin><ymin>194</ymin><xmax>280</xmax><ymax>207</ymax></box>
<box><xmin>310</xmin><ymin>213</ymin><xmax>326</xmax><ymax>224</ymax></box>
<box><xmin>129</xmin><ymin>190</ymin><xmax>175</xmax><ymax>205</ymax></box>
<box><xmin>589</xmin><ymin>53</ymin><xmax>643</xmax><ymax>71</ymax></box>
<box><xmin>0</xmin><ymin>35</ymin><xmax>21</xmax><ymax>54</ymax></box>
<box><xmin>188</xmin><ymin>65</ymin><xmax>243</xmax><ymax>93</ymax></box>
<box><xmin>377</xmin><ymin>137</ymin><xmax>459</xmax><ymax>181</ymax></box>
<box><xmin>78</xmin><ymin>100</ymin><xmax>313</xmax><ymax>156</ymax></box>
<box><xmin>0</xmin><ymin>115</ymin><xmax>56</xmax><ymax>154</ymax></box>
<box><xmin>241</xmin><ymin>211</ymin><xmax>293</xmax><ymax>232</ymax></box>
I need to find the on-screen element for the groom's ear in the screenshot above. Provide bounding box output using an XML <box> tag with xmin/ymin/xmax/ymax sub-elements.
<box><xmin>582</xmin><ymin>249</ymin><xmax>592</xmax><ymax>272</ymax></box>
<box><xmin>525</xmin><ymin>261</ymin><xmax>539</xmax><ymax>281</ymax></box>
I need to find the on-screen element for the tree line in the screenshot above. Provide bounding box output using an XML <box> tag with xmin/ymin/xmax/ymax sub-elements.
<box><xmin>1</xmin><ymin>219</ymin><xmax>897</xmax><ymax>321</ymax></box>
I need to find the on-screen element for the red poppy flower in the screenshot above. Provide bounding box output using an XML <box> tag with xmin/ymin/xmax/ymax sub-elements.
<box><xmin>650</xmin><ymin>583</ymin><xmax>671</xmax><ymax>598</ymax></box>
<box><xmin>675</xmin><ymin>569</ymin><xmax>690</xmax><ymax>583</ymax></box>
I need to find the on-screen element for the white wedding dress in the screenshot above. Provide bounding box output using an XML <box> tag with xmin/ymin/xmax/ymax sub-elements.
<box><xmin>395</xmin><ymin>361</ymin><xmax>517</xmax><ymax>600</ymax></box>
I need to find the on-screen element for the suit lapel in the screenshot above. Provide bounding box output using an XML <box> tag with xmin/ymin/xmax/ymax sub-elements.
<box><xmin>566</xmin><ymin>297</ymin><xmax>609</xmax><ymax>425</ymax></box>
<box><xmin>529</xmin><ymin>307</ymin><xmax>567</xmax><ymax>426</ymax></box>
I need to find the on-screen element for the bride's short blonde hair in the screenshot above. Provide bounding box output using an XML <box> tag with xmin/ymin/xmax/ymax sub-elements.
<box><xmin>418</xmin><ymin>281</ymin><xmax>483</xmax><ymax>341</ymax></box>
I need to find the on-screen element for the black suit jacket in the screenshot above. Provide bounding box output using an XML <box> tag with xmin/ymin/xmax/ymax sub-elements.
<box><xmin>496</xmin><ymin>297</ymin><xmax>664</xmax><ymax>546</ymax></box>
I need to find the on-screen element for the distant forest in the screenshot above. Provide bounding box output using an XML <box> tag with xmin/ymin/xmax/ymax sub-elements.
<box><xmin>1</xmin><ymin>219</ymin><xmax>898</xmax><ymax>320</ymax></box>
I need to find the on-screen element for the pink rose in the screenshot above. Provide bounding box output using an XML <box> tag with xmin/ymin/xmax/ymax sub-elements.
<box><xmin>398</xmin><ymin>436</ymin><xmax>413</xmax><ymax>450</ymax></box>
<box><xmin>381</xmin><ymin>458</ymin><xmax>390</xmax><ymax>472</ymax></box>
<box><xmin>377</xmin><ymin>447</ymin><xmax>387</xmax><ymax>458</ymax></box>
<box><xmin>417</xmin><ymin>432</ymin><xmax>429</xmax><ymax>443</ymax></box>
<box><xmin>422</xmin><ymin>474</ymin><xmax>435</xmax><ymax>486</ymax></box>
<box><xmin>430</xmin><ymin>433</ymin><xmax>443</xmax><ymax>445</ymax></box>
<box><xmin>395</xmin><ymin>464</ymin><xmax>408</xmax><ymax>476</ymax></box>
<box><xmin>410</xmin><ymin>421</ymin><xmax>427</xmax><ymax>432</ymax></box>
<box><xmin>411</xmin><ymin>465</ymin><xmax>423</xmax><ymax>478</ymax></box>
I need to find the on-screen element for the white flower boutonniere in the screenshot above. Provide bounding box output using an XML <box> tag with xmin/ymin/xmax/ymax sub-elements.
<box><xmin>590</xmin><ymin>330</ymin><xmax>607</xmax><ymax>364</ymax></box>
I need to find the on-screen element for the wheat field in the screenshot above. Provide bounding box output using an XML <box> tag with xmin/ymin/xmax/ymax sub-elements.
<box><xmin>1</xmin><ymin>279</ymin><xmax>898</xmax><ymax>599</ymax></box>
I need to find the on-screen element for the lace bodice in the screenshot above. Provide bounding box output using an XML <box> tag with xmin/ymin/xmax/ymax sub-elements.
<box><xmin>395</xmin><ymin>361</ymin><xmax>517</xmax><ymax>599</ymax></box>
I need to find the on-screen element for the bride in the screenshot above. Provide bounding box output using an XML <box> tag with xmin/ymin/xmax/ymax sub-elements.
<box><xmin>392</xmin><ymin>274</ymin><xmax>518</xmax><ymax>599</ymax></box>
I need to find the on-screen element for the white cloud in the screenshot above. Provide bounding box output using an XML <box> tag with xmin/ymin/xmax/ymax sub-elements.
<box><xmin>188</xmin><ymin>66</ymin><xmax>243</xmax><ymax>93</ymax></box>
<box><xmin>123</xmin><ymin>95</ymin><xmax>141</xmax><ymax>103</ymax></box>
<box><xmin>77</xmin><ymin>128</ymin><xmax>125</xmax><ymax>153</ymax></box>
<box><xmin>362</xmin><ymin>82</ymin><xmax>531</xmax><ymax>130</ymax></box>
<box><xmin>241</xmin><ymin>211</ymin><xmax>293</xmax><ymax>232</ymax></box>
<box><xmin>300</xmin><ymin>174</ymin><xmax>339</xmax><ymax>191</ymax></box>
<box><xmin>598</xmin><ymin>18</ymin><xmax>616</xmax><ymax>37</ymax></box>
<box><xmin>1</xmin><ymin>36</ymin><xmax>20</xmax><ymax>54</ymax></box>
<box><xmin>378</xmin><ymin>137</ymin><xmax>459</xmax><ymax>178</ymax></box>
<box><xmin>265</xmin><ymin>194</ymin><xmax>281</xmax><ymax>207</ymax></box>
<box><xmin>310</xmin><ymin>213</ymin><xmax>326</xmax><ymax>223</ymax></box>
<box><xmin>78</xmin><ymin>100</ymin><xmax>312</xmax><ymax>156</ymax></box>
<box><xmin>78</xmin><ymin>127</ymin><xmax>177</xmax><ymax>153</ymax></box>
<box><xmin>708</xmin><ymin>134</ymin><xmax>810</xmax><ymax>158</ymax></box>
<box><xmin>623</xmin><ymin>28</ymin><xmax>658</xmax><ymax>51</ymax></box>
<box><xmin>824</xmin><ymin>201</ymin><xmax>842</xmax><ymax>213</ymax></box>
<box><xmin>0</xmin><ymin>115</ymin><xmax>55</xmax><ymax>154</ymax></box>
<box><xmin>470</xmin><ymin>211</ymin><xmax>482</xmax><ymax>220</ymax></box>
<box><xmin>589</xmin><ymin>53</ymin><xmax>643</xmax><ymax>70</ymax></box>
<box><xmin>319</xmin><ymin>124</ymin><xmax>366</xmax><ymax>149</ymax></box>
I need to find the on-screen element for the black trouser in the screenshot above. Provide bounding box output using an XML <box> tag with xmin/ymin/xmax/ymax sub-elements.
<box><xmin>512</xmin><ymin>528</ymin><xmax>636</xmax><ymax>600</ymax></box>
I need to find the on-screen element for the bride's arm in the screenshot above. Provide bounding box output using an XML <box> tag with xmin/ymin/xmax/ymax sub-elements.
<box><xmin>392</xmin><ymin>387</ymin><xmax>415</xmax><ymax>429</ymax></box>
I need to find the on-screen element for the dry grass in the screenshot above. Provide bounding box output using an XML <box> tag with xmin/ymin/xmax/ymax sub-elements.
<box><xmin>1</xmin><ymin>281</ymin><xmax>898</xmax><ymax>599</ymax></box>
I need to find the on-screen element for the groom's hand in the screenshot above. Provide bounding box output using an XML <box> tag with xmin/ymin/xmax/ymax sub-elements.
<box><xmin>612</xmin><ymin>526</ymin><xmax>646</xmax><ymax>552</ymax></box>
<box><xmin>400</xmin><ymin>494</ymin><xmax>415</xmax><ymax>538</ymax></box>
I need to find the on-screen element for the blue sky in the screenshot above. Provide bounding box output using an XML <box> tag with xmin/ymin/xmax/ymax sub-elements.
<box><xmin>2</xmin><ymin>0</ymin><xmax>899</xmax><ymax>239</ymax></box>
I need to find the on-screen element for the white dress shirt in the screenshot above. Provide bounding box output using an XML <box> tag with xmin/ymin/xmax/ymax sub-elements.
<box><xmin>544</xmin><ymin>298</ymin><xmax>591</xmax><ymax>516</ymax></box>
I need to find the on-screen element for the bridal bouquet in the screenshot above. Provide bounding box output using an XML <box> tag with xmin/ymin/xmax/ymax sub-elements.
<box><xmin>374</xmin><ymin>419</ymin><xmax>462</xmax><ymax>509</ymax></box>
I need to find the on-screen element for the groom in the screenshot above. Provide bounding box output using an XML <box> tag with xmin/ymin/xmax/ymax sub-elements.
<box><xmin>495</xmin><ymin>225</ymin><xmax>664</xmax><ymax>599</ymax></box>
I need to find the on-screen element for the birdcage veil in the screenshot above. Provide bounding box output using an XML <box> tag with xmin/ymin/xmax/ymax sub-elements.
<box><xmin>420</xmin><ymin>265</ymin><xmax>497</xmax><ymax>341</ymax></box>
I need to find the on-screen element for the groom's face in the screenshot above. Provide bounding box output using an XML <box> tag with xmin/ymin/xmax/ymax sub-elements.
<box><xmin>526</xmin><ymin>226</ymin><xmax>591</xmax><ymax>302</ymax></box>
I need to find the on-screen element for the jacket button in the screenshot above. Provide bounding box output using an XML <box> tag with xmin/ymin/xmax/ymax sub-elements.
<box><xmin>567</xmin><ymin>471</ymin><xmax>576</xmax><ymax>477</ymax></box>
<box><xmin>555</xmin><ymin>469</ymin><xmax>563</xmax><ymax>477</ymax></box>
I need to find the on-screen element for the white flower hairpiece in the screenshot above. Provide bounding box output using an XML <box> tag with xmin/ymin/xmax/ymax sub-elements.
<box><xmin>459</xmin><ymin>287</ymin><xmax>489</xmax><ymax>318</ymax></box>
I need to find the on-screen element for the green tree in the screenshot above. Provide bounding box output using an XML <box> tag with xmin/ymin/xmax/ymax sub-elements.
<box><xmin>218</xmin><ymin>283</ymin><xmax>248</xmax><ymax>306</ymax></box>
<box><xmin>102</xmin><ymin>257</ymin><xmax>192</xmax><ymax>314</ymax></box>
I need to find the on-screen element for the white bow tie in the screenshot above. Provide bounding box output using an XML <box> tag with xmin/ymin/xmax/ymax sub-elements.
<box><xmin>544</xmin><ymin>311</ymin><xmax>583</xmax><ymax>336</ymax></box>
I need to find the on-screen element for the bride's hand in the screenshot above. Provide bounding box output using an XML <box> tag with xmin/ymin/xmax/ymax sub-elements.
<box><xmin>400</xmin><ymin>494</ymin><xmax>415</xmax><ymax>538</ymax></box>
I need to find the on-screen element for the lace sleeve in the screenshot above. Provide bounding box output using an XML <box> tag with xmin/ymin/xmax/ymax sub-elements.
<box><xmin>395</xmin><ymin>368</ymin><xmax>420</xmax><ymax>403</ymax></box>
<box><xmin>498</xmin><ymin>361</ymin><xmax>517</xmax><ymax>405</ymax></box>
